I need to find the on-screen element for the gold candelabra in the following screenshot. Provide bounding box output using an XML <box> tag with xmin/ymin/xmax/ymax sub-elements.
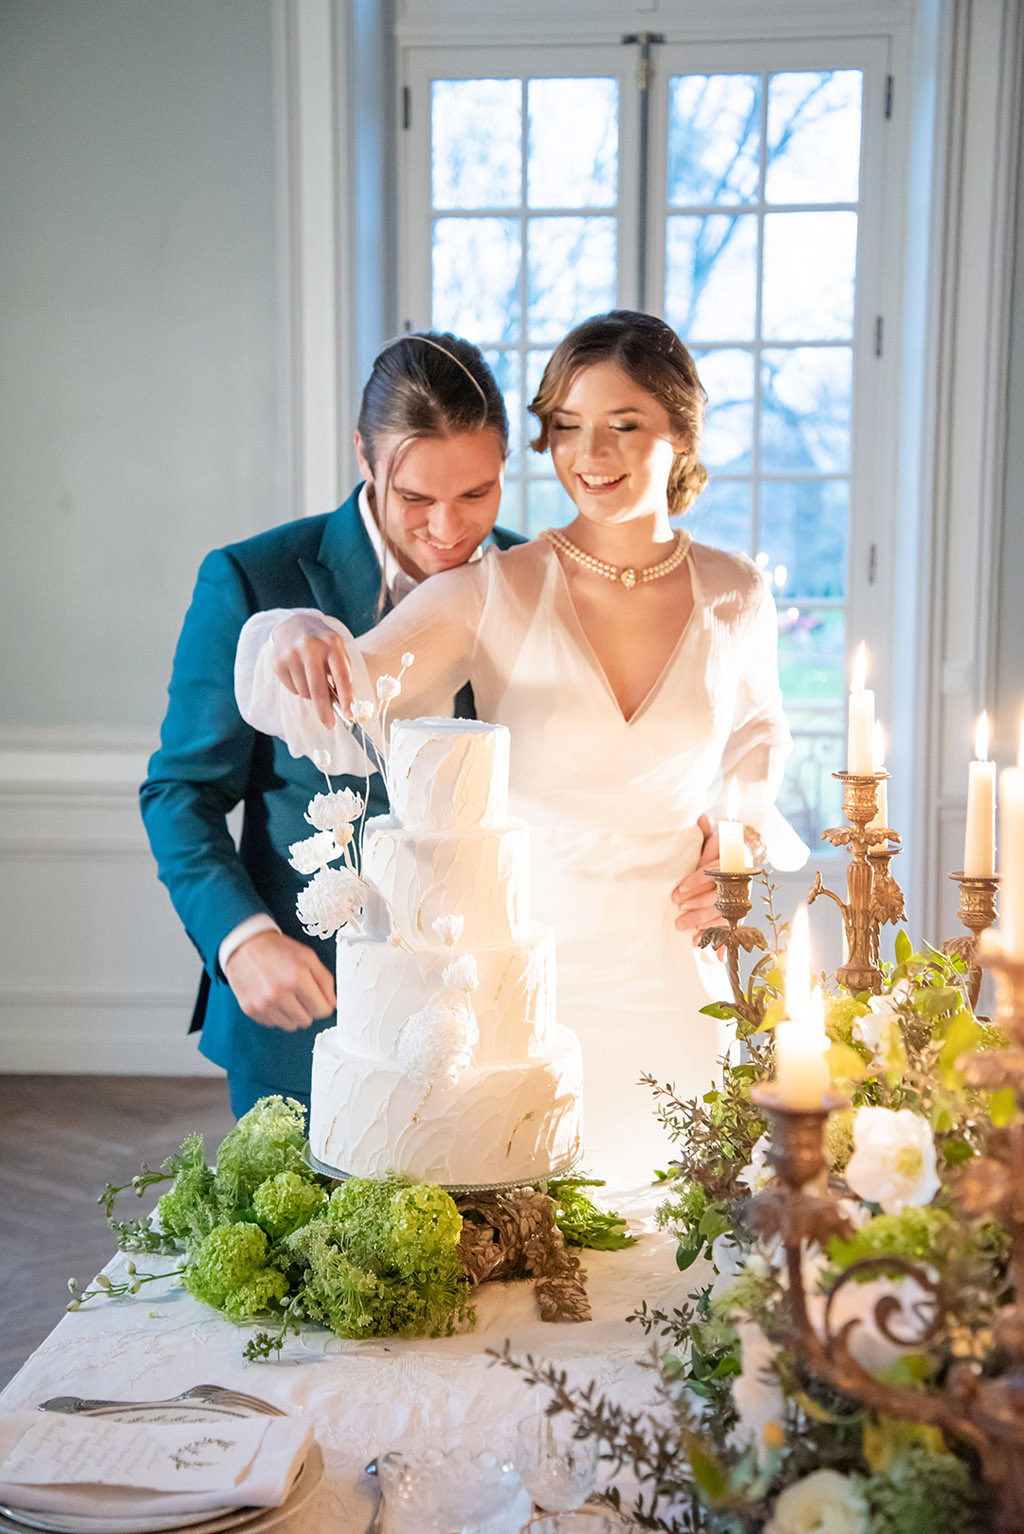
<box><xmin>808</xmin><ymin>770</ymin><xmax>902</xmax><ymax>995</ymax></box>
<box><xmin>699</xmin><ymin>866</ymin><xmax>772</xmax><ymax>1029</ymax></box>
<box><xmin>943</xmin><ymin>872</ymin><xmax>1001</xmax><ymax>1010</ymax></box>
<box><xmin>747</xmin><ymin>943</ymin><xmax>1024</xmax><ymax>1532</ymax></box>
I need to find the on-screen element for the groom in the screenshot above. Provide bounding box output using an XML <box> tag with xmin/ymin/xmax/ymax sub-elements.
<box><xmin>141</xmin><ymin>333</ymin><xmax>521</xmax><ymax>1117</ymax></box>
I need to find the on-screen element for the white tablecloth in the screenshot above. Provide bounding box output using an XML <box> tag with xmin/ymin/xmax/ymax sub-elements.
<box><xmin>1</xmin><ymin>1183</ymin><xmax>699</xmax><ymax>1532</ymax></box>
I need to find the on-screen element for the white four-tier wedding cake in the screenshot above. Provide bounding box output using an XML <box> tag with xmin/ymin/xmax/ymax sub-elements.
<box><xmin>309</xmin><ymin>718</ymin><xmax>583</xmax><ymax>1185</ymax></box>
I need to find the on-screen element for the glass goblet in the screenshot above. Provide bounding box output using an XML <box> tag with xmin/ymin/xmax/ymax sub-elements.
<box><xmin>516</xmin><ymin>1411</ymin><xmax>598</xmax><ymax>1515</ymax></box>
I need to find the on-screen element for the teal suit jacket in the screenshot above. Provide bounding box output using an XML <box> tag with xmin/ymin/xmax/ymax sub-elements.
<box><xmin>141</xmin><ymin>486</ymin><xmax>522</xmax><ymax>1093</ymax></box>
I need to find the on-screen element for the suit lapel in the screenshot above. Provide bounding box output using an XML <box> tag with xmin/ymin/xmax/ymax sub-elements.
<box><xmin>298</xmin><ymin>487</ymin><xmax>385</xmax><ymax>637</ymax></box>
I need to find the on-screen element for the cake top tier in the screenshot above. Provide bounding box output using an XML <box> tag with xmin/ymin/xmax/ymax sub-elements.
<box><xmin>388</xmin><ymin>718</ymin><xmax>510</xmax><ymax>832</ymax></box>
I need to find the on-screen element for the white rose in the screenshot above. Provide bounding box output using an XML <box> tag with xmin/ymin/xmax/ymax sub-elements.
<box><xmin>288</xmin><ymin>829</ymin><xmax>341</xmax><ymax>875</ymax></box>
<box><xmin>844</xmin><ymin>1106</ymin><xmax>941</xmax><ymax>1214</ymax></box>
<box><xmin>729</xmin><ymin>1321</ymin><xmax>785</xmax><ymax>1459</ymax></box>
<box><xmin>376</xmin><ymin>675</ymin><xmax>402</xmax><ymax>703</ymax></box>
<box><xmin>765</xmin><ymin>1469</ymin><xmax>868</xmax><ymax>1534</ymax></box>
<box><xmin>737</xmin><ymin>1133</ymin><xmax>773</xmax><ymax>1193</ymax></box>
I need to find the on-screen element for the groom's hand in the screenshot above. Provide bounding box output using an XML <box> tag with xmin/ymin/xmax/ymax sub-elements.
<box><xmin>223</xmin><ymin>931</ymin><xmax>336</xmax><ymax>1030</ymax></box>
<box><xmin>672</xmin><ymin>812</ymin><xmax>720</xmax><ymax>936</ymax></box>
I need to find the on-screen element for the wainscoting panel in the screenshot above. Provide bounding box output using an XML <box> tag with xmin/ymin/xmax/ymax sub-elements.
<box><xmin>0</xmin><ymin>736</ymin><xmax>220</xmax><ymax>1076</ymax></box>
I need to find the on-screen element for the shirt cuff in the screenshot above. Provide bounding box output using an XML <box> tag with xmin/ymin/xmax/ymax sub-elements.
<box><xmin>218</xmin><ymin>914</ymin><xmax>281</xmax><ymax>974</ymax></box>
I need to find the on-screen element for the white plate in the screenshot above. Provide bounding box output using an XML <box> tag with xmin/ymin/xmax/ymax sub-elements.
<box><xmin>0</xmin><ymin>1392</ymin><xmax>321</xmax><ymax>1534</ymax></box>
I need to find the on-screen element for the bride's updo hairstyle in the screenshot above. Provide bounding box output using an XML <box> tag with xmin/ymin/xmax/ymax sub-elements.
<box><xmin>357</xmin><ymin>331</ymin><xmax>509</xmax><ymax>472</ymax></box>
<box><xmin>529</xmin><ymin>310</ymin><xmax>709</xmax><ymax>515</ymax></box>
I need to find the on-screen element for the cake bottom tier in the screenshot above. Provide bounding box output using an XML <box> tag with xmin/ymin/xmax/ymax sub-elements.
<box><xmin>310</xmin><ymin>1026</ymin><xmax>583</xmax><ymax>1186</ymax></box>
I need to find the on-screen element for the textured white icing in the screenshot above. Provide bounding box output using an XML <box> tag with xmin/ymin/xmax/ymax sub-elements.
<box><xmin>310</xmin><ymin>1025</ymin><xmax>583</xmax><ymax>1185</ymax></box>
<box><xmin>336</xmin><ymin>925</ymin><xmax>555</xmax><ymax>1063</ymax></box>
<box><xmin>388</xmin><ymin>718</ymin><xmax>509</xmax><ymax>832</ymax></box>
<box><xmin>361</xmin><ymin>817</ymin><xmax>529</xmax><ymax>946</ymax></box>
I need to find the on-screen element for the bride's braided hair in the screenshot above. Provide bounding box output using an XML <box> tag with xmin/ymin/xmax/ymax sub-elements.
<box><xmin>529</xmin><ymin>310</ymin><xmax>709</xmax><ymax>516</ymax></box>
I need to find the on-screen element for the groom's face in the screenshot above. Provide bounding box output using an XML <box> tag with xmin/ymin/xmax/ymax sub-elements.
<box><xmin>355</xmin><ymin>428</ymin><xmax>506</xmax><ymax>580</ymax></box>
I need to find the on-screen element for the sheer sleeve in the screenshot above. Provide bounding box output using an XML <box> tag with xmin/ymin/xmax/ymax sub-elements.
<box><xmin>714</xmin><ymin>572</ymin><xmax>809</xmax><ymax>872</ymax></box>
<box><xmin>235</xmin><ymin>557</ymin><xmax>491</xmax><ymax>774</ymax></box>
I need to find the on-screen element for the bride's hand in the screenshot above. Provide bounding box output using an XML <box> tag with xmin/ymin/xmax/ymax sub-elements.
<box><xmin>672</xmin><ymin>813</ymin><xmax>720</xmax><ymax>937</ymax></box>
<box><xmin>271</xmin><ymin>614</ymin><xmax>354</xmax><ymax>728</ymax></box>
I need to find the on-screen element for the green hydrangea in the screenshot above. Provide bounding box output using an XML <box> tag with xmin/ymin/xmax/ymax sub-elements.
<box><xmin>155</xmin><ymin>1133</ymin><xmax>220</xmax><ymax>1242</ymax></box>
<box><xmin>253</xmin><ymin>1169</ymin><xmax>327</xmax><ymax>1240</ymax></box>
<box><xmin>864</xmin><ymin>1445</ymin><xmax>989</xmax><ymax>1533</ymax></box>
<box><xmin>211</xmin><ymin>1096</ymin><xmax>310</xmax><ymax>1211</ymax></box>
<box><xmin>183</xmin><ymin>1221</ymin><xmax>289</xmax><ymax>1322</ymax></box>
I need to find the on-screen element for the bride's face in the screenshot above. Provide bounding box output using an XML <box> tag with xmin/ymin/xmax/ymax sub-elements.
<box><xmin>546</xmin><ymin>361</ymin><xmax>686</xmax><ymax>526</ymax></box>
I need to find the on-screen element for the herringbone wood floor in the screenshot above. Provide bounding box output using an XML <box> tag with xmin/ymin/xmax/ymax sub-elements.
<box><xmin>0</xmin><ymin>1075</ymin><xmax>235</xmax><ymax>1392</ymax></box>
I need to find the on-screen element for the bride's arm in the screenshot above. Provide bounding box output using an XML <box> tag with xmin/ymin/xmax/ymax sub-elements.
<box><xmin>234</xmin><ymin>560</ymin><xmax>489</xmax><ymax>764</ymax></box>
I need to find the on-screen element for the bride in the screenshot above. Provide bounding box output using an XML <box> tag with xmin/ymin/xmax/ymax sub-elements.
<box><xmin>236</xmin><ymin>311</ymin><xmax>805</xmax><ymax>1182</ymax></box>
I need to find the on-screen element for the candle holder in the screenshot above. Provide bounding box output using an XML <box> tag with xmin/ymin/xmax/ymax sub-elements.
<box><xmin>745</xmin><ymin>939</ymin><xmax>1024</xmax><ymax>1533</ymax></box>
<box><xmin>809</xmin><ymin>771</ymin><xmax>901</xmax><ymax>996</ymax></box>
<box><xmin>698</xmin><ymin>867</ymin><xmax>772</xmax><ymax>1028</ymax></box>
<box><xmin>941</xmin><ymin>872</ymin><xmax>1000</xmax><ymax>1011</ymax></box>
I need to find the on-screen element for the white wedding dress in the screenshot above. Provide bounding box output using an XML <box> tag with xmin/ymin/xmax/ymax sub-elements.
<box><xmin>236</xmin><ymin>537</ymin><xmax>805</xmax><ymax>1184</ymax></box>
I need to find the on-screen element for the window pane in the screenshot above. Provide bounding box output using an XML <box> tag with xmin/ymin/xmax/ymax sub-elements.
<box><xmin>762</xmin><ymin>211</ymin><xmax>858</xmax><ymax>340</ymax></box>
<box><xmin>432</xmin><ymin>217</ymin><xmax>521</xmax><ymax>341</ymax></box>
<box><xmin>761</xmin><ymin>347</ymin><xmax>852</xmax><ymax>473</ymax></box>
<box><xmin>524</xmin><ymin>476</ymin><xmax>574</xmax><ymax>537</ymax></box>
<box><xmin>665</xmin><ymin>213</ymin><xmax>758</xmax><ymax>342</ymax></box>
<box><xmin>676</xmin><ymin>477</ymin><xmax>752</xmax><ymax>552</ymax></box>
<box><xmin>777</xmin><ymin>711</ymin><xmax>845</xmax><ymax>849</ymax></box>
<box><xmin>528</xmin><ymin>78</ymin><xmax>618</xmax><ymax>208</ymax></box>
<box><xmin>691</xmin><ymin>348</ymin><xmax>754</xmax><ymax>472</ymax></box>
<box><xmin>526</xmin><ymin>216</ymin><xmax>616</xmax><ymax>343</ymax></box>
<box><xmin>667</xmin><ymin>74</ymin><xmax>761</xmax><ymax>206</ymax></box>
<box><xmin>431</xmin><ymin>80</ymin><xmax>521</xmax><ymax>209</ymax></box>
<box><xmin>760</xmin><ymin>480</ymin><xmax>849</xmax><ymax>600</ymax></box>
<box><xmin>766</xmin><ymin>71</ymin><xmax>863</xmax><ymax>205</ymax></box>
<box><xmin>483</xmin><ymin>347</ymin><xmax>522</xmax><ymax>474</ymax></box>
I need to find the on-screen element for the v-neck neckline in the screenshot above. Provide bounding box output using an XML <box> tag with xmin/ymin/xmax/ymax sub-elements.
<box><xmin>547</xmin><ymin>538</ymin><xmax>700</xmax><ymax>726</ymax></box>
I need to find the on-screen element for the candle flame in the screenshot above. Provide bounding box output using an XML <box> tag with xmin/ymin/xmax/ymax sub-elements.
<box><xmin>851</xmin><ymin>642</ymin><xmax>867</xmax><ymax>694</ymax></box>
<box><xmin>873</xmin><ymin>721</ymin><xmax>886</xmax><ymax>771</ymax></box>
<box><xmin>975</xmin><ymin>710</ymin><xmax>990</xmax><ymax>763</ymax></box>
<box><xmin>785</xmin><ymin>905</ymin><xmax>811</xmax><ymax>1023</ymax></box>
<box><xmin>727</xmin><ymin>776</ymin><xmax>739</xmax><ymax>822</ymax></box>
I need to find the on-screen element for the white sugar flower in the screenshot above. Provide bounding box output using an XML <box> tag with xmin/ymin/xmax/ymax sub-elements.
<box><xmin>766</xmin><ymin>1470</ymin><xmax>868</xmax><ymax>1534</ymax></box>
<box><xmin>376</xmin><ymin>675</ymin><xmax>401</xmax><ymax>703</ymax></box>
<box><xmin>401</xmin><ymin>651</ymin><xmax>414</xmax><ymax>668</ymax></box>
<box><xmin>288</xmin><ymin>830</ymin><xmax>341</xmax><ymax>874</ymax></box>
<box><xmin>442</xmin><ymin>954</ymin><xmax>479</xmax><ymax>993</ymax></box>
<box><xmin>432</xmin><ymin>915</ymin><xmax>464</xmax><ymax>947</ymax></box>
<box><xmin>295</xmin><ymin>867</ymin><xmax>364</xmax><ymax>939</ymax></box>
<box><xmin>396</xmin><ymin>998</ymin><xmax>479</xmax><ymax>1086</ymax></box>
<box><xmin>729</xmin><ymin>1322</ymin><xmax>785</xmax><ymax>1460</ymax></box>
<box><xmin>311</xmin><ymin>749</ymin><xmax>332</xmax><ymax>773</ymax></box>
<box><xmin>844</xmin><ymin>1105</ymin><xmax>941</xmax><ymax>1214</ymax></box>
<box><xmin>737</xmin><ymin>1133</ymin><xmax>773</xmax><ymax>1193</ymax></box>
<box><xmin>349</xmin><ymin>699</ymin><xmax>374</xmax><ymax>722</ymax></box>
<box><xmin>305</xmin><ymin>788</ymin><xmax>364</xmax><ymax>834</ymax></box>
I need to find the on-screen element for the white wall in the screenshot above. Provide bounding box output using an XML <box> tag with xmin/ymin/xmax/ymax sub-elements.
<box><xmin>0</xmin><ymin>0</ymin><xmax>290</xmax><ymax>1072</ymax></box>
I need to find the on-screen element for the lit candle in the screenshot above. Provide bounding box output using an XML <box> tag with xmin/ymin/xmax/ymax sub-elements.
<box><xmin>868</xmin><ymin>722</ymin><xmax>888</xmax><ymax>830</ymax></box>
<box><xmin>774</xmin><ymin>905</ymin><xmax>830</xmax><ymax>1108</ymax></box>
<box><xmin>964</xmin><ymin>711</ymin><xmax>996</xmax><ymax>877</ymax></box>
<box><xmin>1000</xmin><ymin>717</ymin><xmax>1024</xmax><ymax>958</ymax></box>
<box><xmin>847</xmin><ymin>643</ymin><xmax>875</xmax><ymax>774</ymax></box>
<box><xmin>718</xmin><ymin>777</ymin><xmax>746</xmax><ymax>872</ymax></box>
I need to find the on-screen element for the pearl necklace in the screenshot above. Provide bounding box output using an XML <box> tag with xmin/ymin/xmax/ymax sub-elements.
<box><xmin>543</xmin><ymin>527</ymin><xmax>690</xmax><ymax>590</ymax></box>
